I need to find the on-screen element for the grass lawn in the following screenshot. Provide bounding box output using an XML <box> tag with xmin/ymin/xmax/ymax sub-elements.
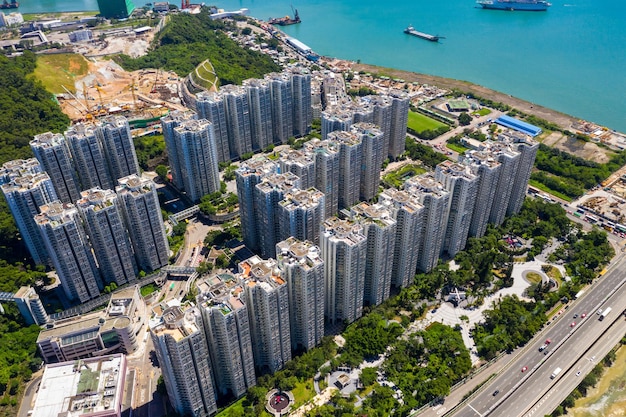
<box><xmin>473</xmin><ymin>108</ymin><xmax>492</xmax><ymax>117</ymax></box>
<box><xmin>525</xmin><ymin>272</ymin><xmax>543</xmax><ymax>285</ymax></box>
<box><xmin>383</xmin><ymin>163</ymin><xmax>427</xmax><ymax>188</ymax></box>
<box><xmin>544</xmin><ymin>266</ymin><xmax>562</xmax><ymax>283</ymax></box>
<box><xmin>140</xmin><ymin>283</ymin><xmax>159</xmax><ymax>297</ymax></box>
<box><xmin>407</xmin><ymin>111</ymin><xmax>447</xmax><ymax>133</ymax></box>
<box><xmin>447</xmin><ymin>142</ymin><xmax>468</xmax><ymax>154</ymax></box>
<box><xmin>291</xmin><ymin>379</ymin><xmax>316</xmax><ymax>408</ymax></box>
<box><xmin>528</xmin><ymin>180</ymin><xmax>573</xmax><ymax>202</ymax></box>
<box><xmin>194</xmin><ymin>60</ymin><xmax>218</xmax><ymax>90</ymax></box>
<box><xmin>32</xmin><ymin>53</ymin><xmax>89</xmax><ymax>94</ymax></box>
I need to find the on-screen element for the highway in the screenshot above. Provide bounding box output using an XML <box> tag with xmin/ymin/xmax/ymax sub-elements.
<box><xmin>450</xmin><ymin>253</ymin><xmax>626</xmax><ymax>417</ymax></box>
<box><xmin>522</xmin><ymin>314</ymin><xmax>626</xmax><ymax>417</ymax></box>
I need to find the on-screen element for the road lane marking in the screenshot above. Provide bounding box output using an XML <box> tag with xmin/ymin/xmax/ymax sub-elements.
<box><xmin>468</xmin><ymin>403</ymin><xmax>483</xmax><ymax>417</ymax></box>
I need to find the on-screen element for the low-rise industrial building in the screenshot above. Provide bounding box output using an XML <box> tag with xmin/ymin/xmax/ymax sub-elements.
<box><xmin>30</xmin><ymin>353</ymin><xmax>127</xmax><ymax>417</ymax></box>
<box><xmin>36</xmin><ymin>286</ymin><xmax>146</xmax><ymax>363</ymax></box>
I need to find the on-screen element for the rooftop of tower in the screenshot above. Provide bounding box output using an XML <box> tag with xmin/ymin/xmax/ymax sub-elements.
<box><xmin>35</xmin><ymin>201</ymin><xmax>77</xmax><ymax>227</ymax></box>
<box><xmin>378</xmin><ymin>188</ymin><xmax>424</xmax><ymax>214</ymax></box>
<box><xmin>65</xmin><ymin>122</ymin><xmax>97</xmax><ymax>139</ymax></box>
<box><xmin>404</xmin><ymin>173</ymin><xmax>449</xmax><ymax>198</ymax></box>
<box><xmin>238</xmin><ymin>255</ymin><xmax>285</xmax><ymax>287</ymax></box>
<box><xmin>77</xmin><ymin>187</ymin><xmax>116</xmax><ymax>209</ymax></box>
<box><xmin>279</xmin><ymin>149</ymin><xmax>315</xmax><ymax>167</ymax></box>
<box><xmin>161</xmin><ymin>109</ymin><xmax>196</xmax><ymax>124</ymax></box>
<box><xmin>327</xmin><ymin>130</ymin><xmax>361</xmax><ymax>146</ymax></box>
<box><xmin>116</xmin><ymin>174</ymin><xmax>153</xmax><ymax>195</ymax></box>
<box><xmin>195</xmin><ymin>273</ymin><xmax>247</xmax><ymax>315</ymax></box>
<box><xmin>174</xmin><ymin>118</ymin><xmax>211</xmax><ymax>133</ymax></box>
<box><xmin>236</xmin><ymin>156</ymin><xmax>277</xmax><ymax>177</ymax></box>
<box><xmin>323</xmin><ymin>217</ymin><xmax>366</xmax><ymax>245</ymax></box>
<box><xmin>0</xmin><ymin>158</ymin><xmax>42</xmax><ymax>183</ymax></box>
<box><xmin>278</xmin><ymin>187</ymin><xmax>324</xmax><ymax>211</ymax></box>
<box><xmin>461</xmin><ymin>150</ymin><xmax>502</xmax><ymax>169</ymax></box>
<box><xmin>276</xmin><ymin>237</ymin><xmax>323</xmax><ymax>269</ymax></box>
<box><xmin>151</xmin><ymin>302</ymin><xmax>201</xmax><ymax>342</ymax></box>
<box><xmin>1</xmin><ymin>171</ymin><xmax>51</xmax><ymax>193</ymax></box>
<box><xmin>256</xmin><ymin>172</ymin><xmax>300</xmax><ymax>194</ymax></box>
<box><xmin>350</xmin><ymin>202</ymin><xmax>396</xmax><ymax>228</ymax></box>
<box><xmin>497</xmin><ymin>129</ymin><xmax>539</xmax><ymax>147</ymax></box>
<box><xmin>303</xmin><ymin>138</ymin><xmax>340</xmax><ymax>155</ymax></box>
<box><xmin>436</xmin><ymin>160</ymin><xmax>477</xmax><ymax>181</ymax></box>
<box><xmin>350</xmin><ymin>122</ymin><xmax>383</xmax><ymax>137</ymax></box>
<box><xmin>31</xmin><ymin>132</ymin><xmax>66</xmax><ymax>148</ymax></box>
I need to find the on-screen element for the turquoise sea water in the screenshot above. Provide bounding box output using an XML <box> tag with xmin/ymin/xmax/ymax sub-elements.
<box><xmin>10</xmin><ymin>0</ymin><xmax>626</xmax><ymax>132</ymax></box>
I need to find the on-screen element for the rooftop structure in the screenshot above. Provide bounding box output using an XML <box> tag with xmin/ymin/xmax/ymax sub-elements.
<box><xmin>31</xmin><ymin>353</ymin><xmax>127</xmax><ymax>417</ymax></box>
<box><xmin>37</xmin><ymin>286</ymin><xmax>146</xmax><ymax>363</ymax></box>
<box><xmin>494</xmin><ymin>115</ymin><xmax>542</xmax><ymax>137</ymax></box>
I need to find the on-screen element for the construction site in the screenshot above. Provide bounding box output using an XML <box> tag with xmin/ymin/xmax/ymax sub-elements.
<box><xmin>56</xmin><ymin>59</ymin><xmax>187</xmax><ymax>132</ymax></box>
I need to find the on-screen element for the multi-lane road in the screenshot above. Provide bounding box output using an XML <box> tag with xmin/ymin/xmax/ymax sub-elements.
<box><xmin>451</xmin><ymin>254</ymin><xmax>626</xmax><ymax>417</ymax></box>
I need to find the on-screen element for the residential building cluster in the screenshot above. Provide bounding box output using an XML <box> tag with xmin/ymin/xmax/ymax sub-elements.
<box><xmin>155</xmin><ymin>122</ymin><xmax>537</xmax><ymax>415</ymax></box>
<box><xmin>0</xmin><ymin>116</ymin><xmax>169</xmax><ymax>304</ymax></box>
<box><xmin>234</xmin><ymin>130</ymin><xmax>538</xmax><ymax>328</ymax></box>
<box><xmin>151</xmin><ymin>241</ymin><xmax>323</xmax><ymax>417</ymax></box>
<box><xmin>192</xmin><ymin>67</ymin><xmax>313</xmax><ymax>162</ymax></box>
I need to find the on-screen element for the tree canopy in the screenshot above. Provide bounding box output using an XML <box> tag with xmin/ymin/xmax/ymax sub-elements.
<box><xmin>114</xmin><ymin>11</ymin><xmax>280</xmax><ymax>85</ymax></box>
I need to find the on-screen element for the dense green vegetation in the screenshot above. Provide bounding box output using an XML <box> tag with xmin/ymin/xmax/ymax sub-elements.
<box><xmin>382</xmin><ymin>164</ymin><xmax>426</xmax><ymax>188</ymax></box>
<box><xmin>0</xmin><ymin>51</ymin><xmax>71</xmax><ymax>414</ymax></box>
<box><xmin>474</xmin><ymin>295</ymin><xmax>547</xmax><ymax>359</ymax></box>
<box><xmin>385</xmin><ymin>323</ymin><xmax>472</xmax><ymax>408</ymax></box>
<box><xmin>0</xmin><ymin>51</ymin><xmax>70</xmax><ymax>164</ymax></box>
<box><xmin>115</xmin><ymin>11</ymin><xmax>280</xmax><ymax>85</ymax></box>
<box><xmin>133</xmin><ymin>134</ymin><xmax>166</xmax><ymax>170</ymax></box>
<box><xmin>404</xmin><ymin>138</ymin><xmax>448</xmax><ymax>168</ymax></box>
<box><xmin>0</xmin><ymin>305</ymin><xmax>41</xmax><ymax>415</ymax></box>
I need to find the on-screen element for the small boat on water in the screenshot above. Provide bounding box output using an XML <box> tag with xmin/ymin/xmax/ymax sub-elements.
<box><xmin>0</xmin><ymin>0</ymin><xmax>19</xmax><ymax>9</ymax></box>
<box><xmin>404</xmin><ymin>25</ymin><xmax>443</xmax><ymax>42</ymax></box>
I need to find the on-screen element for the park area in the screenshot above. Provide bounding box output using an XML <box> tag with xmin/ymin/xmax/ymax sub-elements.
<box><xmin>407</xmin><ymin>110</ymin><xmax>448</xmax><ymax>134</ymax></box>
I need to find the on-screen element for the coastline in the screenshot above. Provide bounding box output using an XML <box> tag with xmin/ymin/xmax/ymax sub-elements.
<box><xmin>352</xmin><ymin>63</ymin><xmax>582</xmax><ymax>132</ymax></box>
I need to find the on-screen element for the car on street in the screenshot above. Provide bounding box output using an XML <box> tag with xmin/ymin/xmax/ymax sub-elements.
<box><xmin>571</xmin><ymin>321</ymin><xmax>577</xmax><ymax>327</ymax></box>
<box><xmin>573</xmin><ymin>313</ymin><xmax>578</xmax><ymax>319</ymax></box>
<box><xmin>576</xmin><ymin>371</ymin><xmax>581</xmax><ymax>377</ymax></box>
<box><xmin>539</xmin><ymin>339</ymin><xmax>552</xmax><ymax>352</ymax></box>
<box><xmin>521</xmin><ymin>366</ymin><xmax>528</xmax><ymax>372</ymax></box>
<box><xmin>492</xmin><ymin>390</ymin><xmax>500</xmax><ymax>396</ymax></box>
<box><xmin>581</xmin><ymin>312</ymin><xmax>587</xmax><ymax>318</ymax></box>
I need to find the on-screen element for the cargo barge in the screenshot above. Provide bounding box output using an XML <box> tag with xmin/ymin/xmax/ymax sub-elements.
<box><xmin>477</xmin><ymin>0</ymin><xmax>551</xmax><ymax>11</ymax></box>
<box><xmin>404</xmin><ymin>26</ymin><xmax>442</xmax><ymax>42</ymax></box>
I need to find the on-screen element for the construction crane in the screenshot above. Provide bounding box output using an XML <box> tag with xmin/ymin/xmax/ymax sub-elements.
<box><xmin>151</xmin><ymin>68</ymin><xmax>161</xmax><ymax>94</ymax></box>
<box><xmin>94</xmin><ymin>85</ymin><xmax>108</xmax><ymax>116</ymax></box>
<box><xmin>130</xmin><ymin>78</ymin><xmax>138</xmax><ymax>110</ymax></box>
<box><xmin>82</xmin><ymin>81</ymin><xmax>93</xmax><ymax>117</ymax></box>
